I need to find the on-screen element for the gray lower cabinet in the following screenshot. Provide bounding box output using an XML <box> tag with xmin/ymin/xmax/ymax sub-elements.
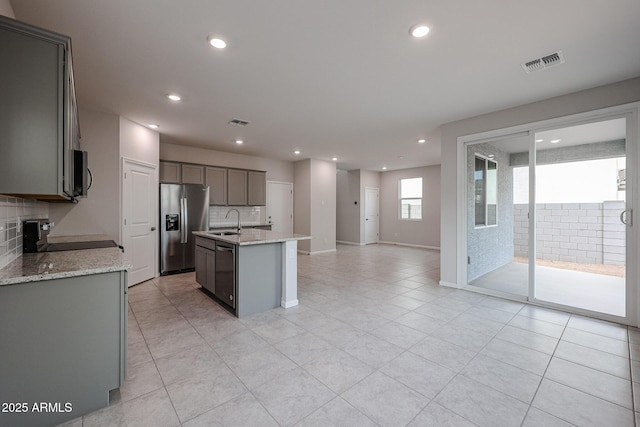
<box><xmin>0</xmin><ymin>271</ymin><xmax>127</xmax><ymax>427</ymax></box>
<box><xmin>195</xmin><ymin>237</ymin><xmax>216</xmax><ymax>294</ymax></box>
<box><xmin>195</xmin><ymin>236</ymin><xmax>282</xmax><ymax>317</ymax></box>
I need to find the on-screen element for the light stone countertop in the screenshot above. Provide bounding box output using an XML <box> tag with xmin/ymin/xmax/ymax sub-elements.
<box><xmin>209</xmin><ymin>223</ymin><xmax>272</xmax><ymax>230</ymax></box>
<box><xmin>0</xmin><ymin>247</ymin><xmax>131</xmax><ymax>286</ymax></box>
<box><xmin>193</xmin><ymin>229</ymin><xmax>311</xmax><ymax>246</ymax></box>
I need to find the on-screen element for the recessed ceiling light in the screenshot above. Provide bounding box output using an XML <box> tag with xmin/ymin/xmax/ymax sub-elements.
<box><xmin>207</xmin><ymin>35</ymin><xmax>227</xmax><ymax>49</ymax></box>
<box><xmin>382</xmin><ymin>166</ymin><xmax>387</xmax><ymax>170</ymax></box>
<box><xmin>535</xmin><ymin>138</ymin><xmax>544</xmax><ymax>143</ymax></box>
<box><xmin>166</xmin><ymin>93</ymin><xmax>181</xmax><ymax>102</ymax></box>
<box><xmin>409</xmin><ymin>24</ymin><xmax>430</xmax><ymax>38</ymax></box>
<box><xmin>148</xmin><ymin>124</ymin><xmax>159</xmax><ymax>129</ymax></box>
<box><xmin>294</xmin><ymin>150</ymin><xmax>301</xmax><ymax>155</ymax></box>
<box><xmin>235</xmin><ymin>140</ymin><xmax>244</xmax><ymax>145</ymax></box>
<box><xmin>550</xmin><ymin>139</ymin><xmax>561</xmax><ymax>144</ymax></box>
<box><xmin>332</xmin><ymin>157</ymin><xmax>338</xmax><ymax>161</ymax></box>
<box><xmin>418</xmin><ymin>139</ymin><xmax>426</xmax><ymax>144</ymax></box>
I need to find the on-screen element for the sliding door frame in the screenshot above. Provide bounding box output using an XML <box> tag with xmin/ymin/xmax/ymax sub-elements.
<box><xmin>458</xmin><ymin>102</ymin><xmax>639</xmax><ymax>326</ymax></box>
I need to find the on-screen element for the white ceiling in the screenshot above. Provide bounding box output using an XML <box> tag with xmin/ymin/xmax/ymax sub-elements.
<box><xmin>11</xmin><ymin>0</ymin><xmax>640</xmax><ymax>171</ymax></box>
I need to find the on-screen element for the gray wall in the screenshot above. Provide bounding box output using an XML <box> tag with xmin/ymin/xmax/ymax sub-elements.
<box><xmin>466</xmin><ymin>143</ymin><xmax>514</xmax><ymax>281</ymax></box>
<box><xmin>440</xmin><ymin>76</ymin><xmax>640</xmax><ymax>287</ymax></box>
<box><xmin>336</xmin><ymin>169</ymin><xmax>360</xmax><ymax>244</ymax></box>
<box><xmin>294</xmin><ymin>158</ymin><xmax>336</xmax><ymax>254</ymax></box>
<box><xmin>49</xmin><ymin>109</ymin><xmax>121</xmax><ymax>240</ymax></box>
<box><xmin>379</xmin><ymin>165</ymin><xmax>441</xmax><ymax>248</ymax></box>
<box><xmin>336</xmin><ymin>169</ymin><xmax>381</xmax><ymax>245</ymax></box>
<box><xmin>0</xmin><ymin>0</ymin><xmax>14</xmax><ymax>18</ymax></box>
<box><xmin>294</xmin><ymin>159</ymin><xmax>311</xmax><ymax>252</ymax></box>
<box><xmin>309</xmin><ymin>159</ymin><xmax>337</xmax><ymax>253</ymax></box>
<box><xmin>49</xmin><ymin>110</ymin><xmax>160</xmax><ymax>242</ymax></box>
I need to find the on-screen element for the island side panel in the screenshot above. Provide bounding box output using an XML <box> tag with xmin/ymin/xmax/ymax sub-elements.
<box><xmin>236</xmin><ymin>243</ymin><xmax>282</xmax><ymax>317</ymax></box>
<box><xmin>0</xmin><ymin>271</ymin><xmax>126</xmax><ymax>427</ymax></box>
<box><xmin>281</xmin><ymin>239</ymin><xmax>299</xmax><ymax>308</ymax></box>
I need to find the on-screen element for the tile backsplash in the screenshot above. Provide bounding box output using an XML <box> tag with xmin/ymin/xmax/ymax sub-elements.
<box><xmin>209</xmin><ymin>206</ymin><xmax>265</xmax><ymax>228</ymax></box>
<box><xmin>0</xmin><ymin>195</ymin><xmax>49</xmax><ymax>270</ymax></box>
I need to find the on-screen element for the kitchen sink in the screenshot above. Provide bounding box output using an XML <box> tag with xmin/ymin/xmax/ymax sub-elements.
<box><xmin>209</xmin><ymin>230</ymin><xmax>241</xmax><ymax>236</ymax></box>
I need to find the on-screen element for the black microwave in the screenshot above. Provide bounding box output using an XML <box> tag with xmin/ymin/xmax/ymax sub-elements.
<box><xmin>73</xmin><ymin>149</ymin><xmax>90</xmax><ymax>197</ymax></box>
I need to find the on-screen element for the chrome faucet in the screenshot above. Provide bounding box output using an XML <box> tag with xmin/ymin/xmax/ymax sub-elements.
<box><xmin>225</xmin><ymin>208</ymin><xmax>241</xmax><ymax>231</ymax></box>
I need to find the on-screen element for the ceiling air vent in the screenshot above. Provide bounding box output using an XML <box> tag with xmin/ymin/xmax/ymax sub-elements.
<box><xmin>228</xmin><ymin>119</ymin><xmax>250</xmax><ymax>126</ymax></box>
<box><xmin>521</xmin><ymin>51</ymin><xmax>565</xmax><ymax>73</ymax></box>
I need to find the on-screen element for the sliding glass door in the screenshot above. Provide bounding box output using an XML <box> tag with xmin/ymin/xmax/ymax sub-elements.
<box><xmin>465</xmin><ymin>114</ymin><xmax>634</xmax><ymax>323</ymax></box>
<box><xmin>532</xmin><ymin>117</ymin><xmax>628</xmax><ymax>317</ymax></box>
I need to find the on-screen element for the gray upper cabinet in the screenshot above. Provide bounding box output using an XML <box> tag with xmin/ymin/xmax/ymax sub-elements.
<box><xmin>248</xmin><ymin>171</ymin><xmax>266</xmax><ymax>206</ymax></box>
<box><xmin>160</xmin><ymin>160</ymin><xmax>265</xmax><ymax>206</ymax></box>
<box><xmin>227</xmin><ymin>169</ymin><xmax>248</xmax><ymax>205</ymax></box>
<box><xmin>0</xmin><ymin>16</ymin><xmax>80</xmax><ymax>201</ymax></box>
<box><xmin>159</xmin><ymin>161</ymin><xmax>181</xmax><ymax>183</ymax></box>
<box><xmin>206</xmin><ymin>167</ymin><xmax>227</xmax><ymax>205</ymax></box>
<box><xmin>181</xmin><ymin>164</ymin><xmax>205</xmax><ymax>184</ymax></box>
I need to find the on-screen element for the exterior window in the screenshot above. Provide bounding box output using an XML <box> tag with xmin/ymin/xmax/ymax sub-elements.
<box><xmin>474</xmin><ymin>155</ymin><xmax>497</xmax><ymax>227</ymax></box>
<box><xmin>399</xmin><ymin>177</ymin><xmax>422</xmax><ymax>220</ymax></box>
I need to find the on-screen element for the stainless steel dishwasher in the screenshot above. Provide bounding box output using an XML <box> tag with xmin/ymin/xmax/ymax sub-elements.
<box><xmin>214</xmin><ymin>242</ymin><xmax>236</xmax><ymax>309</ymax></box>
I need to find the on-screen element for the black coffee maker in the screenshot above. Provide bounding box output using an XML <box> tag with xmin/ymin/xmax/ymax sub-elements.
<box><xmin>23</xmin><ymin>219</ymin><xmax>52</xmax><ymax>253</ymax></box>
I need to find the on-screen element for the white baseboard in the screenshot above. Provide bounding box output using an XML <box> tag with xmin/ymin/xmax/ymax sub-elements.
<box><xmin>297</xmin><ymin>248</ymin><xmax>337</xmax><ymax>255</ymax></box>
<box><xmin>439</xmin><ymin>280</ymin><xmax>460</xmax><ymax>289</ymax></box>
<box><xmin>336</xmin><ymin>240</ymin><xmax>366</xmax><ymax>246</ymax></box>
<box><xmin>378</xmin><ymin>241</ymin><xmax>441</xmax><ymax>251</ymax></box>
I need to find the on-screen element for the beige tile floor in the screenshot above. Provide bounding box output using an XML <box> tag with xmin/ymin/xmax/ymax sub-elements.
<box><xmin>61</xmin><ymin>244</ymin><xmax>640</xmax><ymax>426</ymax></box>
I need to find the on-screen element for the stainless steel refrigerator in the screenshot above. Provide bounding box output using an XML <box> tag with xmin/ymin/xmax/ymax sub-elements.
<box><xmin>160</xmin><ymin>183</ymin><xmax>210</xmax><ymax>274</ymax></box>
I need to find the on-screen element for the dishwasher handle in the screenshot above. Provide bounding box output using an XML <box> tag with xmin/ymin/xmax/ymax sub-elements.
<box><xmin>216</xmin><ymin>245</ymin><xmax>234</xmax><ymax>252</ymax></box>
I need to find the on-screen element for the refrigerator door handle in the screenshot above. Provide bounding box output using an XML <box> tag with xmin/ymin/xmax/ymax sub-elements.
<box><xmin>184</xmin><ymin>198</ymin><xmax>189</xmax><ymax>244</ymax></box>
<box><xmin>181</xmin><ymin>197</ymin><xmax>189</xmax><ymax>244</ymax></box>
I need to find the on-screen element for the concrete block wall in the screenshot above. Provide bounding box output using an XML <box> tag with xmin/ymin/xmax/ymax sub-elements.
<box><xmin>603</xmin><ymin>200</ymin><xmax>626</xmax><ymax>265</ymax></box>
<box><xmin>513</xmin><ymin>201</ymin><xmax>625</xmax><ymax>265</ymax></box>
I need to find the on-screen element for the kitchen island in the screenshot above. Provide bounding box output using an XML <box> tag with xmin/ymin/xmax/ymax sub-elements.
<box><xmin>0</xmin><ymin>247</ymin><xmax>130</xmax><ymax>427</ymax></box>
<box><xmin>193</xmin><ymin>229</ymin><xmax>310</xmax><ymax>317</ymax></box>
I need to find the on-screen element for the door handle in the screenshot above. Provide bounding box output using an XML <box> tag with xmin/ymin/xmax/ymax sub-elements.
<box><xmin>180</xmin><ymin>198</ymin><xmax>188</xmax><ymax>243</ymax></box>
<box><xmin>620</xmin><ymin>209</ymin><xmax>633</xmax><ymax>226</ymax></box>
<box><xmin>151</xmin><ymin>227</ymin><xmax>156</xmax><ymax>231</ymax></box>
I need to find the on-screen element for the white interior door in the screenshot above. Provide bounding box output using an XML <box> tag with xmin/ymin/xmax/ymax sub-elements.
<box><xmin>123</xmin><ymin>160</ymin><xmax>157</xmax><ymax>287</ymax></box>
<box><xmin>267</xmin><ymin>181</ymin><xmax>293</xmax><ymax>233</ymax></box>
<box><xmin>364</xmin><ymin>187</ymin><xmax>379</xmax><ymax>244</ymax></box>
